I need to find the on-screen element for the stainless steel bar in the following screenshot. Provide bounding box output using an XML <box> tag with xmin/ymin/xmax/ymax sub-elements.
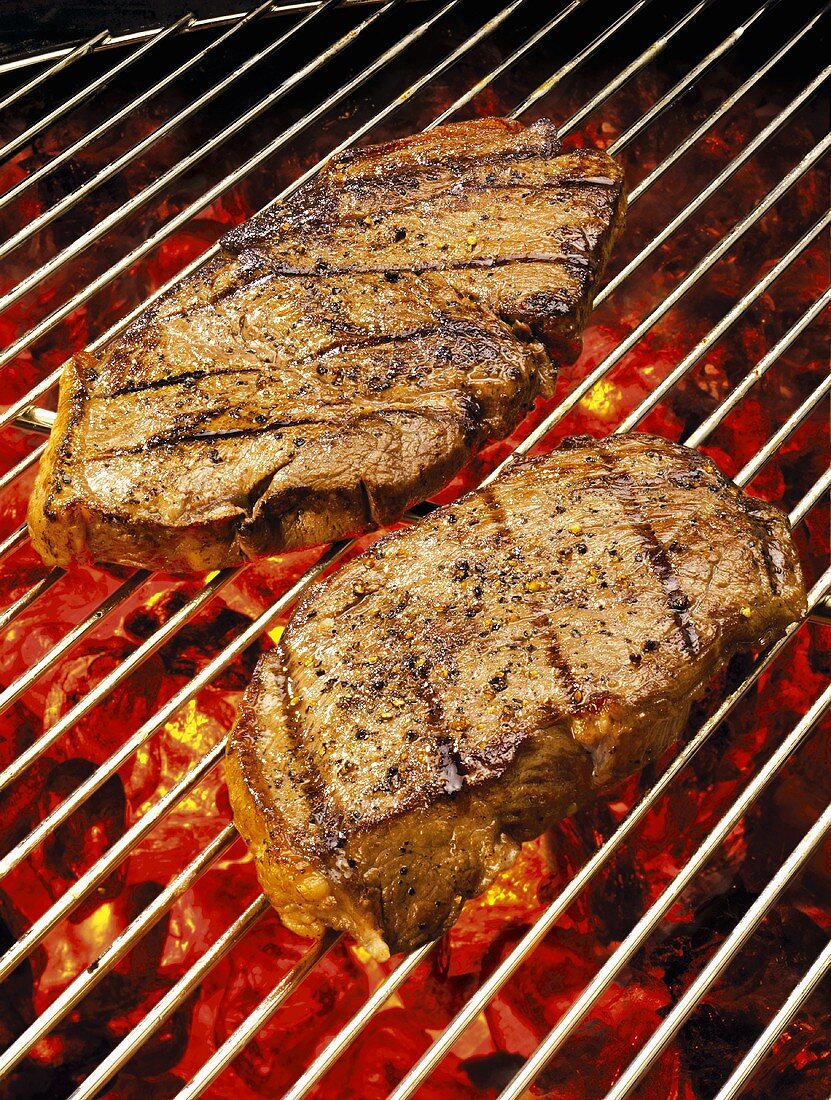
<box><xmin>735</xmin><ymin>374</ymin><xmax>831</xmax><ymax>489</ymax></box>
<box><xmin>0</xmin><ymin>524</ymin><xmax>28</xmax><ymax>562</ymax></box>
<box><xmin>481</xmin><ymin>131</ymin><xmax>831</xmax><ymax>488</ymax></box>
<box><xmin>0</xmin><ymin>441</ymin><xmax>46</xmax><ymax>496</ymax></box>
<box><xmin>790</xmin><ymin>466</ymin><xmax>831</xmax><ymax>528</ymax></box>
<box><xmin>0</xmin><ymin>569</ymin><xmax>234</xmax><ymax>799</ymax></box>
<box><xmin>386</xmin><ymin>564</ymin><xmax>831</xmax><ymax>1100</ymax></box>
<box><xmin>515</xmin><ymin>0</ymin><xmax>712</xmax><ymax>122</ymax></box>
<box><xmin>426</xmin><ymin>0</ymin><xmax>585</xmax><ymax>130</ymax></box>
<box><xmin>0</xmin><ymin>2</ymin><xmax>375</xmax><ymax>77</ymax></box>
<box><xmin>495</xmin><ymin>681</ymin><xmax>831</xmax><ymax>1100</ymax></box>
<box><xmin>505</xmin><ymin>0</ymin><xmax>653</xmax><ymax>122</ymax></box>
<box><xmin>714</xmin><ymin>938</ymin><xmax>831</xmax><ymax>1100</ymax></box>
<box><xmin>619</xmin><ymin>217</ymin><xmax>831</xmax><ymax>437</ymax></box>
<box><xmin>607</xmin><ymin>0</ymin><xmax>778</xmax><ymax>154</ymax></box>
<box><xmin>8</xmin><ymin>408</ymin><xmax>55</xmax><ymax>433</ymax></box>
<box><xmin>0</xmin><ymin>567</ymin><xmax>63</xmax><ymax>635</ymax></box>
<box><xmin>0</xmin><ymin>2</ymin><xmax>275</xmax><ymax>214</ymax></box>
<box><xmin>686</xmin><ymin>284</ymin><xmax>831</xmax><ymax>448</ymax></box>
<box><xmin>0</xmin><ymin>824</ymin><xmax>237</xmax><ymax>1081</ymax></box>
<box><xmin>0</xmin><ymin>570</ymin><xmax>149</xmax><ymax>717</ymax></box>
<box><xmin>0</xmin><ymin>0</ymin><xmax>459</xmax><ymax>374</ymax></box>
<box><xmin>0</xmin><ymin>0</ymin><xmax>352</xmax><ymax>297</ymax></box>
<box><xmin>284</xmin><ymin>942</ymin><xmax>435</xmax><ymax>1100</ymax></box>
<box><xmin>624</xmin><ymin>1</ymin><xmax>830</xmax><ymax>205</ymax></box>
<box><xmin>598</xmin><ymin>62</ymin><xmax>831</xmax><ymax>306</ymax></box>
<box><xmin>69</xmin><ymin>893</ymin><xmax>272</xmax><ymax>1100</ymax></box>
<box><xmin>0</xmin><ymin>17</ymin><xmax>193</xmax><ymax>166</ymax></box>
<box><xmin>606</xmin><ymin>801</ymin><xmax>831</xmax><ymax>1099</ymax></box>
<box><xmin>175</xmin><ymin>930</ymin><xmax>344</xmax><ymax>1100</ymax></box>
<box><xmin>0</xmin><ymin>31</ymin><xmax>110</xmax><ymax>115</ymax></box>
<box><xmin>0</xmin><ymin>541</ymin><xmax>347</xmax><ymax>980</ymax></box>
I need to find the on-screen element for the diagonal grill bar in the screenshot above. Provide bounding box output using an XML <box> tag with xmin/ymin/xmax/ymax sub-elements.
<box><xmin>494</xmin><ymin>679</ymin><xmax>831</xmax><ymax>1100</ymax></box>
<box><xmin>0</xmin><ymin>29</ymin><xmax>111</xmax><ymax>115</ymax></box>
<box><xmin>0</xmin><ymin>0</ymin><xmax>276</xmax><ymax>214</ymax></box>
<box><xmin>604</xmin><ymin>800</ymin><xmax>831</xmax><ymax>1099</ymax></box>
<box><xmin>0</xmin><ymin>17</ymin><xmax>194</xmax><ymax>166</ymax></box>
<box><xmin>713</xmin><ymin>938</ymin><xmax>831</xmax><ymax>1100</ymax></box>
<box><xmin>0</xmin><ymin>2</ymin><xmax>823</xmax><ymax>1091</ymax></box>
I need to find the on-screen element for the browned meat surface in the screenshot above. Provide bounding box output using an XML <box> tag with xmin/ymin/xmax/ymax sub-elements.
<box><xmin>226</xmin><ymin>434</ymin><xmax>806</xmax><ymax>960</ymax></box>
<box><xmin>28</xmin><ymin>118</ymin><xmax>625</xmax><ymax>572</ymax></box>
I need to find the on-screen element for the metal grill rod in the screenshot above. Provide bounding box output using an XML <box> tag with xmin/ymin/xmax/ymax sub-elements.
<box><xmin>0</xmin><ymin>0</ymin><xmax>474</xmax><ymax>376</ymax></box>
<box><xmin>69</xmin><ymin>893</ymin><xmax>273</xmax><ymax>1100</ymax></box>
<box><xmin>0</xmin><ymin>30</ymin><xmax>110</xmax><ymax>113</ymax></box>
<box><xmin>0</xmin><ymin>824</ymin><xmax>238</xmax><ymax>1080</ymax></box>
<box><xmin>0</xmin><ymin>567</ymin><xmax>63</xmax><ymax>634</ymax></box>
<box><xmin>0</xmin><ymin>569</ymin><xmax>233</xmax><ymax>798</ymax></box>
<box><xmin>735</xmin><ymin>374</ymin><xmax>831</xmax><ymax>489</ymax></box>
<box><xmin>0</xmin><ymin>0</ymin><xmax>276</xmax><ymax>214</ymax></box>
<box><xmin>687</xmin><ymin>287</ymin><xmax>831</xmax><ymax>450</ymax></box>
<box><xmin>0</xmin><ymin>17</ymin><xmax>194</xmax><ymax>166</ymax></box>
<box><xmin>0</xmin><ymin>0</ymin><xmax>388</xmax><ymax>306</ymax></box>
<box><xmin>790</xmin><ymin>466</ymin><xmax>831</xmax><ymax>528</ymax></box>
<box><xmin>494</xmin><ymin>681</ymin><xmax>831</xmax><ymax>1100</ymax></box>
<box><xmin>0</xmin><ymin>541</ymin><xmax>347</xmax><ymax>982</ymax></box>
<box><xmin>619</xmin><ymin>218</ymin><xmax>831</xmax><ymax>436</ymax></box>
<box><xmin>599</xmin><ymin>60</ymin><xmax>831</xmax><ymax>306</ymax></box>
<box><xmin>606</xmin><ymin>0</ymin><xmax>778</xmax><ymax>155</ymax></box>
<box><xmin>0</xmin><ymin>0</ymin><xmax>805</xmax><ymax>429</ymax></box>
<box><xmin>714</xmin><ymin>939</ymin><xmax>831</xmax><ymax>1100</ymax></box>
<box><xmin>0</xmin><ymin>570</ymin><xmax>149</xmax><ymax>715</ymax></box>
<box><xmin>0</xmin><ymin>2</ymin><xmax>367</xmax><ymax>76</ymax></box>
<box><xmin>482</xmin><ymin>130</ymin><xmax>831</xmax><ymax>488</ymax></box>
<box><xmin>605</xmin><ymin>799</ymin><xmax>831</xmax><ymax>1099</ymax></box>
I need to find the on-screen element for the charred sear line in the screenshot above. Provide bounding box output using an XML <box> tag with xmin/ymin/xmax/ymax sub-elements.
<box><xmin>599</xmin><ymin>451</ymin><xmax>701</xmax><ymax>657</ymax></box>
<box><xmin>263</xmin><ymin>252</ymin><xmax>588</xmax><ymax>279</ymax></box>
<box><xmin>279</xmin><ymin>651</ymin><xmax>346</xmax><ymax>854</ymax></box>
<box><xmin>106</xmin><ymin>366</ymin><xmax>263</xmax><ymax>397</ymax></box>
<box><xmin>737</xmin><ymin>496</ymin><xmax>786</xmax><ymax>597</ymax></box>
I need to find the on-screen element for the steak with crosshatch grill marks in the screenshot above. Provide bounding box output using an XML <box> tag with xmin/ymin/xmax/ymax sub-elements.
<box><xmin>226</xmin><ymin>434</ymin><xmax>806</xmax><ymax>959</ymax></box>
<box><xmin>28</xmin><ymin>117</ymin><xmax>626</xmax><ymax>572</ymax></box>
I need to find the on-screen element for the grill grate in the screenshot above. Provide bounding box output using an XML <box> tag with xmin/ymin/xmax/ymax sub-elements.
<box><xmin>0</xmin><ymin>1</ymin><xmax>828</xmax><ymax>1097</ymax></box>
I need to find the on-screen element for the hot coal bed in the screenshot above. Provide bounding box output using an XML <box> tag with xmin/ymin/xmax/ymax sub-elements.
<box><xmin>0</xmin><ymin>1</ymin><xmax>828</xmax><ymax>1098</ymax></box>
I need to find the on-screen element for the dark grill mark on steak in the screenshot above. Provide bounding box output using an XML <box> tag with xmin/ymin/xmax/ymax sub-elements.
<box><xmin>264</xmin><ymin>252</ymin><xmax>591</xmax><ymax>279</ymax></box>
<box><xmin>599</xmin><ymin>447</ymin><xmax>700</xmax><ymax>657</ymax></box>
<box><xmin>737</xmin><ymin>496</ymin><xmax>787</xmax><ymax>596</ymax></box>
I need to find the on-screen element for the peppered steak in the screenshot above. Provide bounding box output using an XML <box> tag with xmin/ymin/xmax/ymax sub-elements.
<box><xmin>28</xmin><ymin>118</ymin><xmax>625</xmax><ymax>572</ymax></box>
<box><xmin>226</xmin><ymin>434</ymin><xmax>806</xmax><ymax>959</ymax></box>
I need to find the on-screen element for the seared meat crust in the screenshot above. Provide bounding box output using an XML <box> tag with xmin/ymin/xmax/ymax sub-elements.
<box><xmin>227</xmin><ymin>434</ymin><xmax>806</xmax><ymax>959</ymax></box>
<box><xmin>28</xmin><ymin>118</ymin><xmax>625</xmax><ymax>572</ymax></box>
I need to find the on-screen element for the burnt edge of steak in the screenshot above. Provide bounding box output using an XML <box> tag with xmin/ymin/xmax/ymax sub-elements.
<box><xmin>28</xmin><ymin>118</ymin><xmax>626</xmax><ymax>572</ymax></box>
<box><xmin>226</xmin><ymin>433</ymin><xmax>807</xmax><ymax>959</ymax></box>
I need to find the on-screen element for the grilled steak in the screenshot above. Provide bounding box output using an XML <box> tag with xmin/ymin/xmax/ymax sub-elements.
<box><xmin>28</xmin><ymin>118</ymin><xmax>625</xmax><ymax>572</ymax></box>
<box><xmin>227</xmin><ymin>434</ymin><xmax>806</xmax><ymax>959</ymax></box>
